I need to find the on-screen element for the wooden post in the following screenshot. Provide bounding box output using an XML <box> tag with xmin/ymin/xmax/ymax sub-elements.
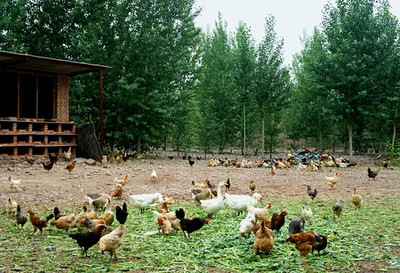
<box><xmin>100</xmin><ymin>70</ymin><xmax>104</xmax><ymax>153</ymax></box>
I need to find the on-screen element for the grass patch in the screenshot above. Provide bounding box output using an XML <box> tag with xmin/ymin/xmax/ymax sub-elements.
<box><xmin>1</xmin><ymin>197</ymin><xmax>400</xmax><ymax>272</ymax></box>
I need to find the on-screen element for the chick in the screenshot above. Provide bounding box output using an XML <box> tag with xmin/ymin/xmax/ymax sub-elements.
<box><xmin>249</xmin><ymin>180</ymin><xmax>256</xmax><ymax>193</ymax></box>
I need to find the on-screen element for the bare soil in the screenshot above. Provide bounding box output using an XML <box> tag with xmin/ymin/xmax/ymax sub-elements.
<box><xmin>1</xmin><ymin>155</ymin><xmax>398</xmax><ymax>211</ymax></box>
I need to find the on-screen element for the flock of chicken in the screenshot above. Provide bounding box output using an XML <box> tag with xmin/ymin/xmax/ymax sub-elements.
<box><xmin>4</xmin><ymin>149</ymin><xmax>386</xmax><ymax>267</ymax></box>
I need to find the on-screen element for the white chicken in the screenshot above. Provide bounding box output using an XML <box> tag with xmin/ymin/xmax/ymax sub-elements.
<box><xmin>239</xmin><ymin>203</ymin><xmax>256</xmax><ymax>237</ymax></box>
<box><xmin>99</xmin><ymin>224</ymin><xmax>126</xmax><ymax>261</ymax></box>
<box><xmin>301</xmin><ymin>205</ymin><xmax>313</xmax><ymax>225</ymax></box>
<box><xmin>200</xmin><ymin>181</ymin><xmax>226</xmax><ymax>218</ymax></box>
<box><xmin>151</xmin><ymin>170</ymin><xmax>157</xmax><ymax>180</ymax></box>
<box><xmin>9</xmin><ymin>176</ymin><xmax>21</xmax><ymax>191</ymax></box>
<box><xmin>129</xmin><ymin>193</ymin><xmax>164</xmax><ymax>213</ymax></box>
<box><xmin>225</xmin><ymin>193</ymin><xmax>264</xmax><ymax>215</ymax></box>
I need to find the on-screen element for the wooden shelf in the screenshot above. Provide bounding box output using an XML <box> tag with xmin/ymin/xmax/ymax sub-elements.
<box><xmin>0</xmin><ymin>120</ymin><xmax>77</xmax><ymax>157</ymax></box>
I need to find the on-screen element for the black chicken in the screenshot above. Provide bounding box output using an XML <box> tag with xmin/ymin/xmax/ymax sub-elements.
<box><xmin>176</xmin><ymin>208</ymin><xmax>209</xmax><ymax>239</ymax></box>
<box><xmin>306</xmin><ymin>185</ymin><xmax>318</xmax><ymax>202</ymax></box>
<box><xmin>53</xmin><ymin>207</ymin><xmax>66</xmax><ymax>220</ymax></box>
<box><xmin>226</xmin><ymin>178</ymin><xmax>231</xmax><ymax>191</ymax></box>
<box><xmin>69</xmin><ymin>225</ymin><xmax>107</xmax><ymax>257</ymax></box>
<box><xmin>42</xmin><ymin>161</ymin><xmax>54</xmax><ymax>171</ymax></box>
<box><xmin>188</xmin><ymin>156</ymin><xmax>195</xmax><ymax>166</ymax></box>
<box><xmin>312</xmin><ymin>234</ymin><xmax>328</xmax><ymax>255</ymax></box>
<box><xmin>116</xmin><ymin>202</ymin><xmax>128</xmax><ymax>225</ymax></box>
<box><xmin>48</xmin><ymin>153</ymin><xmax>59</xmax><ymax>164</ymax></box>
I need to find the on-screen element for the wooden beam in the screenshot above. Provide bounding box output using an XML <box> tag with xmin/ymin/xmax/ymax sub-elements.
<box><xmin>100</xmin><ymin>70</ymin><xmax>104</xmax><ymax>154</ymax></box>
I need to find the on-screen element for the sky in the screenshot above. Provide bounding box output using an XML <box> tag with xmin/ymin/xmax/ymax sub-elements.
<box><xmin>194</xmin><ymin>0</ymin><xmax>400</xmax><ymax>65</ymax></box>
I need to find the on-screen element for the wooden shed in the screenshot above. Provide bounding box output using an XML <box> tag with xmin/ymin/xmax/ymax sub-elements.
<box><xmin>0</xmin><ymin>50</ymin><xmax>110</xmax><ymax>158</ymax></box>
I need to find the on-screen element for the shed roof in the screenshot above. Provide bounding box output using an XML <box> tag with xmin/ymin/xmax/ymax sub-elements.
<box><xmin>0</xmin><ymin>50</ymin><xmax>111</xmax><ymax>75</ymax></box>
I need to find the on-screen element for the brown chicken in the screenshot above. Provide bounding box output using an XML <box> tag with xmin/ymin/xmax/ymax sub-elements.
<box><xmin>253</xmin><ymin>221</ymin><xmax>274</xmax><ymax>255</ymax></box>
<box><xmin>116</xmin><ymin>155</ymin><xmax>123</xmax><ymax>165</ymax></box>
<box><xmin>50</xmin><ymin>214</ymin><xmax>76</xmax><ymax>232</ymax></box>
<box><xmin>249</xmin><ymin>180</ymin><xmax>256</xmax><ymax>193</ymax></box>
<box><xmin>111</xmin><ymin>188</ymin><xmax>123</xmax><ymax>199</ymax></box>
<box><xmin>156</xmin><ymin>214</ymin><xmax>172</xmax><ymax>235</ymax></box>
<box><xmin>53</xmin><ymin>207</ymin><xmax>66</xmax><ymax>220</ymax></box>
<box><xmin>27</xmin><ymin>210</ymin><xmax>54</xmax><ymax>235</ymax></box>
<box><xmin>271</xmin><ymin>164</ymin><xmax>276</xmax><ymax>176</ymax></box>
<box><xmin>367</xmin><ymin>168</ymin><xmax>380</xmax><ymax>180</ymax></box>
<box><xmin>286</xmin><ymin>230</ymin><xmax>316</xmax><ymax>265</ymax></box>
<box><xmin>66</xmin><ymin>160</ymin><xmax>77</xmax><ymax>172</ymax></box>
<box><xmin>271</xmin><ymin>211</ymin><xmax>288</xmax><ymax>234</ymax></box>
<box><xmin>114</xmin><ymin>174</ymin><xmax>128</xmax><ymax>188</ymax></box>
<box><xmin>99</xmin><ymin>203</ymin><xmax>114</xmax><ymax>226</ymax></box>
<box><xmin>25</xmin><ymin>154</ymin><xmax>35</xmax><ymax>165</ymax></box>
<box><xmin>192</xmin><ymin>178</ymin><xmax>209</xmax><ymax>188</ymax></box>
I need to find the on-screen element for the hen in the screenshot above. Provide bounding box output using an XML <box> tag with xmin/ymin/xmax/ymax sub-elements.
<box><xmin>42</xmin><ymin>161</ymin><xmax>54</xmax><ymax>171</ymax></box>
<box><xmin>25</xmin><ymin>154</ymin><xmax>35</xmax><ymax>165</ymax></box>
<box><xmin>367</xmin><ymin>168</ymin><xmax>380</xmax><ymax>180</ymax></box>
<box><xmin>50</xmin><ymin>214</ymin><xmax>76</xmax><ymax>232</ymax></box>
<box><xmin>249</xmin><ymin>180</ymin><xmax>256</xmax><ymax>193</ymax></box>
<box><xmin>176</xmin><ymin>208</ymin><xmax>209</xmax><ymax>239</ymax></box>
<box><xmin>99</xmin><ymin>223</ymin><xmax>126</xmax><ymax>261</ymax></box>
<box><xmin>286</xmin><ymin>230</ymin><xmax>316</xmax><ymax>265</ymax></box>
<box><xmin>351</xmin><ymin>186</ymin><xmax>362</xmax><ymax>210</ymax></box>
<box><xmin>86</xmin><ymin>194</ymin><xmax>111</xmax><ymax>211</ymax></box>
<box><xmin>66</xmin><ymin>160</ymin><xmax>77</xmax><ymax>172</ymax></box>
<box><xmin>69</xmin><ymin>225</ymin><xmax>107</xmax><ymax>257</ymax></box>
<box><xmin>115</xmin><ymin>202</ymin><xmax>128</xmax><ymax>225</ymax></box>
<box><xmin>153</xmin><ymin>212</ymin><xmax>172</xmax><ymax>235</ymax></box>
<box><xmin>192</xmin><ymin>178</ymin><xmax>209</xmax><ymax>189</ymax></box>
<box><xmin>27</xmin><ymin>210</ymin><xmax>54</xmax><ymax>235</ymax></box>
<box><xmin>111</xmin><ymin>187</ymin><xmax>123</xmax><ymax>199</ymax></box>
<box><xmin>99</xmin><ymin>202</ymin><xmax>114</xmax><ymax>226</ymax></box>
<box><xmin>191</xmin><ymin>188</ymin><xmax>217</xmax><ymax>205</ymax></box>
<box><xmin>188</xmin><ymin>156</ymin><xmax>195</xmax><ymax>166</ymax></box>
<box><xmin>253</xmin><ymin>221</ymin><xmax>274</xmax><ymax>255</ymax></box>
<box><xmin>271</xmin><ymin>211</ymin><xmax>288</xmax><ymax>235</ymax></box>
<box><xmin>9</xmin><ymin>176</ymin><xmax>21</xmax><ymax>191</ymax></box>
<box><xmin>151</xmin><ymin>170</ymin><xmax>157</xmax><ymax>180</ymax></box>
<box><xmin>301</xmin><ymin>206</ymin><xmax>313</xmax><ymax>225</ymax></box>
<box><xmin>53</xmin><ymin>207</ymin><xmax>66</xmax><ymax>220</ymax></box>
<box><xmin>312</xmin><ymin>234</ymin><xmax>328</xmax><ymax>255</ymax></box>
<box><xmin>49</xmin><ymin>152</ymin><xmax>59</xmax><ymax>164</ymax></box>
<box><xmin>64</xmin><ymin>147</ymin><xmax>72</xmax><ymax>160</ymax></box>
<box><xmin>16</xmin><ymin>204</ymin><xmax>28</xmax><ymax>229</ymax></box>
<box><xmin>306</xmin><ymin>185</ymin><xmax>318</xmax><ymax>202</ymax></box>
<box><xmin>114</xmin><ymin>174</ymin><xmax>128</xmax><ymax>188</ymax></box>
<box><xmin>332</xmin><ymin>199</ymin><xmax>342</xmax><ymax>221</ymax></box>
<box><xmin>288</xmin><ymin>216</ymin><xmax>305</xmax><ymax>235</ymax></box>
<box><xmin>7</xmin><ymin>198</ymin><xmax>18</xmax><ymax>216</ymax></box>
<box><xmin>326</xmin><ymin>172</ymin><xmax>338</xmax><ymax>188</ymax></box>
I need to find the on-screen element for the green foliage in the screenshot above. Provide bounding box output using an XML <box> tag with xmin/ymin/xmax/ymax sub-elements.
<box><xmin>385</xmin><ymin>139</ymin><xmax>400</xmax><ymax>159</ymax></box>
<box><xmin>1</xmin><ymin>197</ymin><xmax>400</xmax><ymax>272</ymax></box>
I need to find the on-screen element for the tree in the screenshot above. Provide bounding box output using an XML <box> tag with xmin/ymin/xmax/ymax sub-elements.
<box><xmin>322</xmin><ymin>0</ymin><xmax>399</xmax><ymax>158</ymax></box>
<box><xmin>254</xmin><ymin>15</ymin><xmax>290</xmax><ymax>154</ymax></box>
<box><xmin>232</xmin><ymin>22</ymin><xmax>256</xmax><ymax>155</ymax></box>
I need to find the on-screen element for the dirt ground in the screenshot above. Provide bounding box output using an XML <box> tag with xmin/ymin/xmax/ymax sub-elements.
<box><xmin>1</xmin><ymin>154</ymin><xmax>399</xmax><ymax>211</ymax></box>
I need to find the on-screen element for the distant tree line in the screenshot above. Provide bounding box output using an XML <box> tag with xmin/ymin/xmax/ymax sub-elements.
<box><xmin>0</xmin><ymin>0</ymin><xmax>399</xmax><ymax>158</ymax></box>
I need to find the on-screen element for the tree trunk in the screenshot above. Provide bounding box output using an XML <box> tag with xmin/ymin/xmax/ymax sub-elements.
<box><xmin>392</xmin><ymin>104</ymin><xmax>398</xmax><ymax>150</ymax></box>
<box><xmin>261</xmin><ymin>107</ymin><xmax>265</xmax><ymax>156</ymax></box>
<box><xmin>348</xmin><ymin>123</ymin><xmax>353</xmax><ymax>160</ymax></box>
<box><xmin>137</xmin><ymin>134</ymin><xmax>141</xmax><ymax>154</ymax></box>
<box><xmin>243</xmin><ymin>103</ymin><xmax>246</xmax><ymax>156</ymax></box>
